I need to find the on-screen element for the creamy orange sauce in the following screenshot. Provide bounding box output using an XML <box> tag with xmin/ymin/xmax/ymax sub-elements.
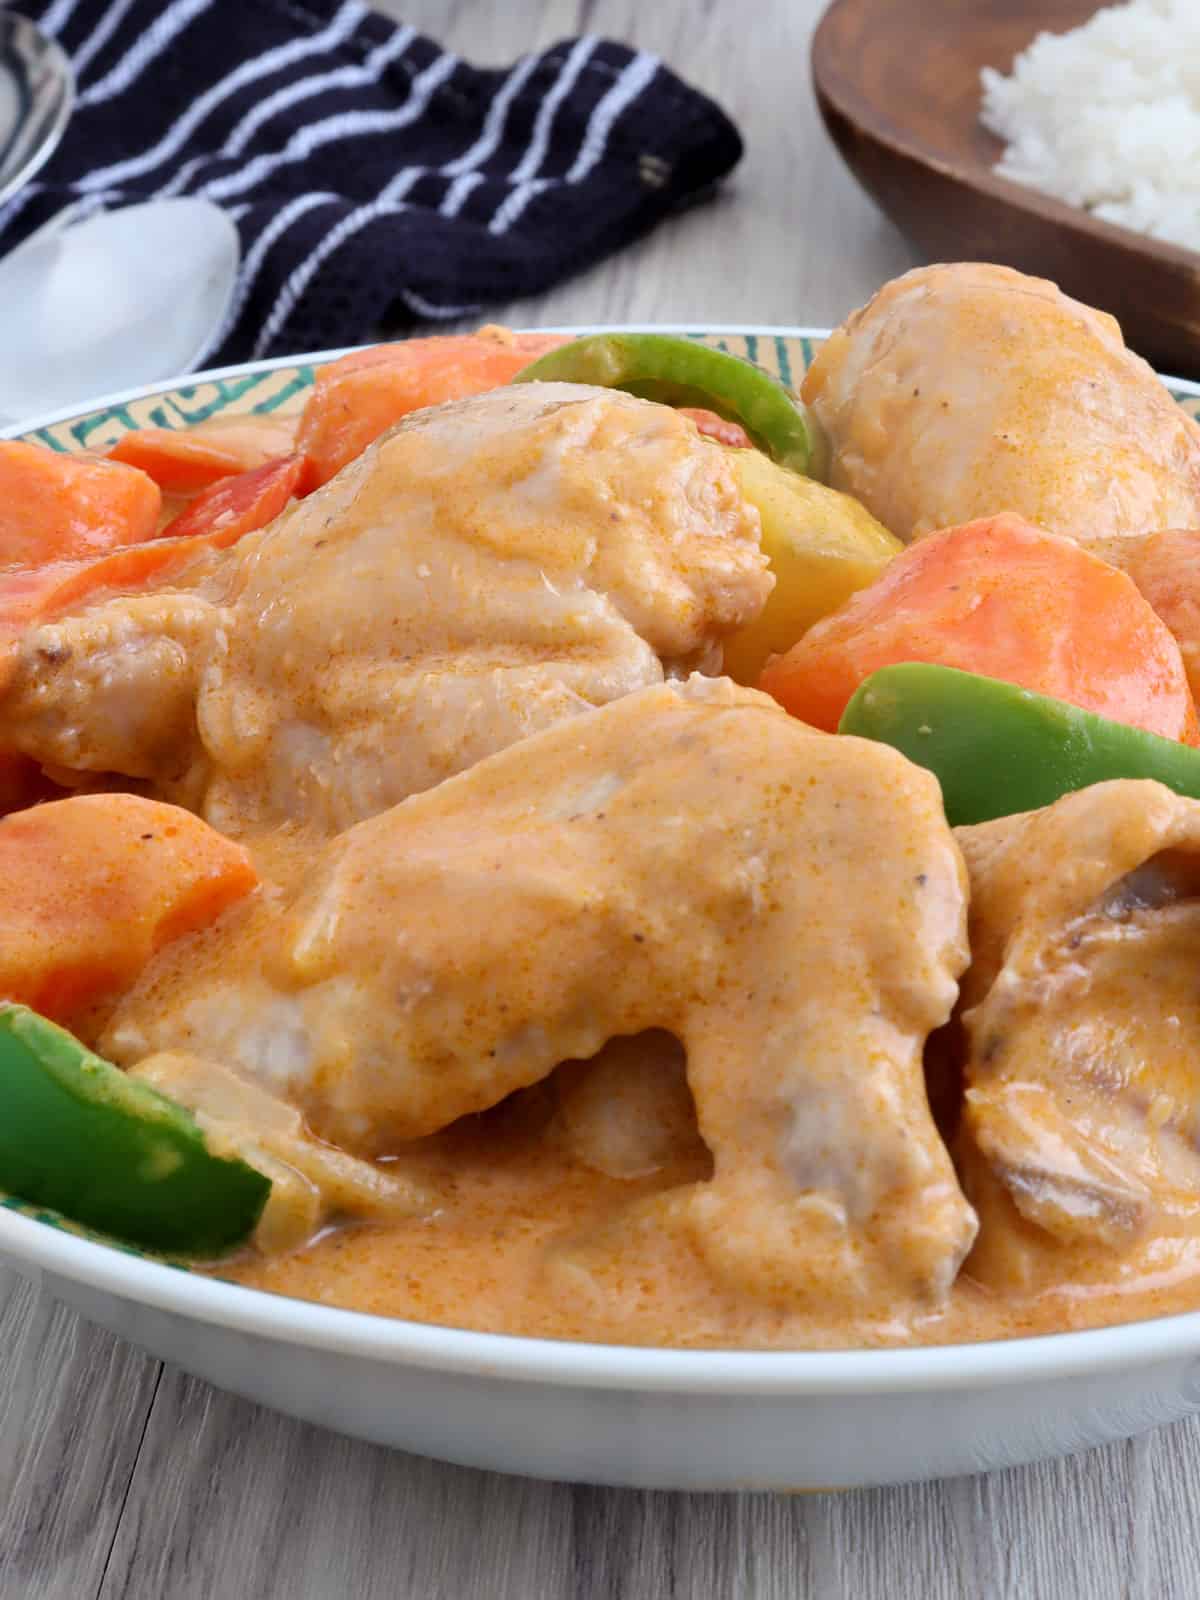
<box><xmin>214</xmin><ymin>1084</ymin><xmax>1200</xmax><ymax>1349</ymax></box>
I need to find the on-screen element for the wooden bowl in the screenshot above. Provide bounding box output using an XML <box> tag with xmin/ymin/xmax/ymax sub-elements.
<box><xmin>812</xmin><ymin>0</ymin><xmax>1200</xmax><ymax>376</ymax></box>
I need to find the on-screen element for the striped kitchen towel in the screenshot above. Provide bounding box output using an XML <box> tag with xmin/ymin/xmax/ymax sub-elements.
<box><xmin>2</xmin><ymin>0</ymin><xmax>743</xmax><ymax>363</ymax></box>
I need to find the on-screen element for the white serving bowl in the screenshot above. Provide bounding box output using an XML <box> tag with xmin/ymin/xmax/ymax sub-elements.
<box><xmin>7</xmin><ymin>1199</ymin><xmax>1200</xmax><ymax>1490</ymax></box>
<box><xmin>5</xmin><ymin>330</ymin><xmax>1200</xmax><ymax>1491</ymax></box>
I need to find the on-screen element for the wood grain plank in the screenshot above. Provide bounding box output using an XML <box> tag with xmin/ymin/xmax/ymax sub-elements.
<box><xmin>97</xmin><ymin>1370</ymin><xmax>573</xmax><ymax>1600</ymax></box>
<box><xmin>1130</xmin><ymin>1420</ymin><xmax>1200</xmax><ymax>1594</ymax></box>
<box><xmin>0</xmin><ymin>1268</ymin><xmax>161</xmax><ymax>1600</ymax></box>
<box><xmin>92</xmin><ymin>1385</ymin><xmax>1200</xmax><ymax>1600</ymax></box>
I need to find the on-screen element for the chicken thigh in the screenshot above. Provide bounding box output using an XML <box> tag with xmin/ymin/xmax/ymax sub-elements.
<box><xmin>804</xmin><ymin>263</ymin><xmax>1200</xmax><ymax>545</ymax></box>
<box><xmin>0</xmin><ymin>385</ymin><xmax>769</xmax><ymax>834</ymax></box>
<box><xmin>957</xmin><ymin>781</ymin><xmax>1200</xmax><ymax>1293</ymax></box>
<box><xmin>105</xmin><ymin>677</ymin><xmax>976</xmax><ymax>1309</ymax></box>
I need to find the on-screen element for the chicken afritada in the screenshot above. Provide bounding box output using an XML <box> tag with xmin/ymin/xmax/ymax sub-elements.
<box><xmin>12</xmin><ymin>277</ymin><xmax>1200</xmax><ymax>1349</ymax></box>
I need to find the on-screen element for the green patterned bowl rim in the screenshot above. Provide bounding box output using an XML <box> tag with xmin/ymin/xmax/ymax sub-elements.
<box><xmin>8</xmin><ymin>322</ymin><xmax>1198</xmax><ymax>452</ymax></box>
<box><xmin>5</xmin><ymin>325</ymin><xmax>1200</xmax><ymax>1390</ymax></box>
<box><xmin>3</xmin><ymin>324</ymin><xmax>834</xmax><ymax>450</ymax></box>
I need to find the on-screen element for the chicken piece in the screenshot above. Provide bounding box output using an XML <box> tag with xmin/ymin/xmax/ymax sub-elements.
<box><xmin>103</xmin><ymin>678</ymin><xmax>975</xmax><ymax>1309</ymax></box>
<box><xmin>550</xmin><ymin>1032</ymin><xmax>709</xmax><ymax>1181</ymax></box>
<box><xmin>0</xmin><ymin>385</ymin><xmax>769</xmax><ymax>835</ymax></box>
<box><xmin>804</xmin><ymin>263</ymin><xmax>1200</xmax><ymax>545</ymax></box>
<box><xmin>957</xmin><ymin>781</ymin><xmax>1200</xmax><ymax>1293</ymax></box>
<box><xmin>6</xmin><ymin>591</ymin><xmax>219</xmax><ymax>780</ymax></box>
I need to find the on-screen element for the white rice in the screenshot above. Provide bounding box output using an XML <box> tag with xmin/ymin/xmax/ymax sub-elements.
<box><xmin>980</xmin><ymin>0</ymin><xmax>1200</xmax><ymax>251</ymax></box>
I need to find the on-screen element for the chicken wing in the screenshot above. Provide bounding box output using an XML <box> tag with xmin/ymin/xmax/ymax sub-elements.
<box><xmin>957</xmin><ymin>781</ymin><xmax>1200</xmax><ymax>1293</ymax></box>
<box><xmin>104</xmin><ymin>677</ymin><xmax>975</xmax><ymax>1308</ymax></box>
<box><xmin>0</xmin><ymin>385</ymin><xmax>769</xmax><ymax>834</ymax></box>
<box><xmin>804</xmin><ymin>263</ymin><xmax>1200</xmax><ymax>545</ymax></box>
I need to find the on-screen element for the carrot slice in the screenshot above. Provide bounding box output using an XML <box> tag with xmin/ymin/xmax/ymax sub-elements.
<box><xmin>0</xmin><ymin>534</ymin><xmax>215</xmax><ymax>672</ymax></box>
<box><xmin>158</xmin><ymin>454</ymin><xmax>307</xmax><ymax>544</ymax></box>
<box><xmin>0</xmin><ymin>517</ymin><xmax>257</xmax><ymax>705</ymax></box>
<box><xmin>0</xmin><ymin>794</ymin><xmax>257</xmax><ymax>1028</ymax></box>
<box><xmin>677</xmin><ymin>407</ymin><xmax>754</xmax><ymax>448</ymax></box>
<box><xmin>759</xmin><ymin>513</ymin><xmax>1200</xmax><ymax>743</ymax></box>
<box><xmin>108</xmin><ymin>417</ymin><xmax>300</xmax><ymax>494</ymax></box>
<box><xmin>297</xmin><ymin>327</ymin><xmax>569</xmax><ymax>488</ymax></box>
<box><xmin>0</xmin><ymin>460</ymin><xmax>301</xmax><ymax>703</ymax></box>
<box><xmin>1094</xmin><ymin>531</ymin><xmax>1200</xmax><ymax>707</ymax></box>
<box><xmin>0</xmin><ymin>442</ymin><xmax>161</xmax><ymax>568</ymax></box>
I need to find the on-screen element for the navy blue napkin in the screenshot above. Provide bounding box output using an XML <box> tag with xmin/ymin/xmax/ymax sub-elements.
<box><xmin>1</xmin><ymin>0</ymin><xmax>742</xmax><ymax>364</ymax></box>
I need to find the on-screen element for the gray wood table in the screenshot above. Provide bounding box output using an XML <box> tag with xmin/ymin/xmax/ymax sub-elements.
<box><xmin>4</xmin><ymin>3</ymin><xmax>1198</xmax><ymax>1595</ymax></box>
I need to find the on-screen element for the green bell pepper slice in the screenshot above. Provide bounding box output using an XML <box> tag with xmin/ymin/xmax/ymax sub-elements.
<box><xmin>0</xmin><ymin>1003</ymin><xmax>269</xmax><ymax>1255</ymax></box>
<box><xmin>511</xmin><ymin>333</ymin><xmax>827</xmax><ymax>479</ymax></box>
<box><xmin>839</xmin><ymin>663</ymin><xmax>1200</xmax><ymax>827</ymax></box>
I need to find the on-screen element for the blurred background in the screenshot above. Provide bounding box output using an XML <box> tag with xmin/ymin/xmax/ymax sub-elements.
<box><xmin>383</xmin><ymin>0</ymin><xmax>921</xmax><ymax>334</ymax></box>
<box><xmin>0</xmin><ymin>0</ymin><xmax>927</xmax><ymax>413</ymax></box>
<box><xmin>4</xmin><ymin>0</ymin><xmax>1196</xmax><ymax>390</ymax></box>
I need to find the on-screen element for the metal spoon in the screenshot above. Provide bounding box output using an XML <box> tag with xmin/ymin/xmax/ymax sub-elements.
<box><xmin>0</xmin><ymin>11</ymin><xmax>74</xmax><ymax>209</ymax></box>
<box><xmin>0</xmin><ymin>197</ymin><xmax>241</xmax><ymax>426</ymax></box>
